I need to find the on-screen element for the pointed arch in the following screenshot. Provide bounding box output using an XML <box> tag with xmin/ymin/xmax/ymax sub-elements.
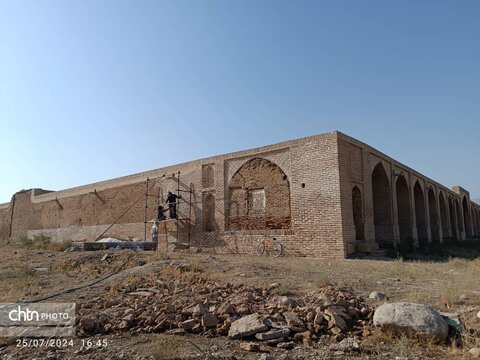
<box><xmin>428</xmin><ymin>188</ymin><xmax>440</xmax><ymax>242</ymax></box>
<box><xmin>438</xmin><ymin>193</ymin><xmax>448</xmax><ymax>241</ymax></box>
<box><xmin>449</xmin><ymin>198</ymin><xmax>458</xmax><ymax>241</ymax></box>
<box><xmin>456</xmin><ymin>198</ymin><xmax>463</xmax><ymax>235</ymax></box>
<box><xmin>352</xmin><ymin>186</ymin><xmax>364</xmax><ymax>241</ymax></box>
<box><xmin>414</xmin><ymin>181</ymin><xmax>428</xmax><ymax>247</ymax></box>
<box><xmin>227</xmin><ymin>158</ymin><xmax>291</xmax><ymax>230</ymax></box>
<box><xmin>372</xmin><ymin>163</ymin><xmax>393</xmax><ymax>247</ymax></box>
<box><xmin>463</xmin><ymin>197</ymin><xmax>472</xmax><ymax>238</ymax></box>
<box><xmin>396</xmin><ymin>175</ymin><xmax>412</xmax><ymax>248</ymax></box>
<box><xmin>203</xmin><ymin>192</ymin><xmax>216</xmax><ymax>232</ymax></box>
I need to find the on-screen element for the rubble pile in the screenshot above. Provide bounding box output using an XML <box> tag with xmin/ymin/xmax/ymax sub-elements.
<box><xmin>77</xmin><ymin>263</ymin><xmax>374</xmax><ymax>350</ymax></box>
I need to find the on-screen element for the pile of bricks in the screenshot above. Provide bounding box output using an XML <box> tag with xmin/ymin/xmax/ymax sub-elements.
<box><xmin>77</xmin><ymin>266</ymin><xmax>374</xmax><ymax>351</ymax></box>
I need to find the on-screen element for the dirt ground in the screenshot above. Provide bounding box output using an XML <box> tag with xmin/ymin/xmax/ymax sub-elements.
<box><xmin>0</xmin><ymin>244</ymin><xmax>479</xmax><ymax>360</ymax></box>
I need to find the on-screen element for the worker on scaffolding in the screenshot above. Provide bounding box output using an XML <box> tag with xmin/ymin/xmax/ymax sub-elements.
<box><xmin>165</xmin><ymin>191</ymin><xmax>180</xmax><ymax>219</ymax></box>
<box><xmin>156</xmin><ymin>205</ymin><xmax>167</xmax><ymax>221</ymax></box>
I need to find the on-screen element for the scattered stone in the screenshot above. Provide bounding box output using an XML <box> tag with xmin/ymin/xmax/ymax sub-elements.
<box><xmin>279</xmin><ymin>296</ymin><xmax>296</xmax><ymax>307</ymax></box>
<box><xmin>256</xmin><ymin>328</ymin><xmax>290</xmax><ymax>340</ymax></box>
<box><xmin>277</xmin><ymin>341</ymin><xmax>296</xmax><ymax>350</ymax></box>
<box><xmin>202</xmin><ymin>313</ymin><xmax>219</xmax><ymax>328</ymax></box>
<box><xmin>105</xmin><ymin>299</ymin><xmax>120</xmax><ymax>308</ymax></box>
<box><xmin>259</xmin><ymin>354</ymin><xmax>276</xmax><ymax>360</ymax></box>
<box><xmin>373</xmin><ymin>302</ymin><xmax>449</xmax><ymax>342</ymax></box>
<box><xmin>283</xmin><ymin>311</ymin><xmax>304</xmax><ymax>328</ymax></box>
<box><xmin>369</xmin><ymin>291</ymin><xmax>387</xmax><ymax>301</ymax></box>
<box><xmin>314</xmin><ymin>312</ymin><xmax>324</xmax><ymax>324</ymax></box>
<box><xmin>306</xmin><ymin>311</ymin><xmax>315</xmax><ymax>322</ymax></box>
<box><xmin>477</xmin><ymin>310</ymin><xmax>480</xmax><ymax>320</ymax></box>
<box><xmin>228</xmin><ymin>314</ymin><xmax>268</xmax><ymax>339</ymax></box>
<box><xmin>218</xmin><ymin>302</ymin><xmax>234</xmax><ymax>315</ymax></box>
<box><xmin>127</xmin><ymin>291</ymin><xmax>153</xmax><ymax>297</ymax></box>
<box><xmin>239</xmin><ymin>342</ymin><xmax>260</xmax><ymax>352</ymax></box>
<box><xmin>293</xmin><ymin>330</ymin><xmax>311</xmax><ymax>341</ymax></box>
<box><xmin>179</xmin><ymin>319</ymin><xmax>197</xmax><ymax>330</ymax></box>
<box><xmin>192</xmin><ymin>303</ymin><xmax>206</xmax><ymax>316</ymax></box>
<box><xmin>265</xmin><ymin>338</ymin><xmax>285</xmax><ymax>346</ymax></box>
<box><xmin>330</xmin><ymin>327</ymin><xmax>342</xmax><ymax>335</ymax></box>
<box><xmin>318</xmin><ymin>293</ymin><xmax>334</xmax><ymax>307</ymax></box>
<box><xmin>72</xmin><ymin>267</ymin><xmax>375</xmax><ymax>352</ymax></box>
<box><xmin>337</xmin><ymin>337</ymin><xmax>360</xmax><ymax>352</ymax></box>
<box><xmin>269</xmin><ymin>282</ymin><xmax>280</xmax><ymax>290</ymax></box>
<box><xmin>79</xmin><ymin>318</ymin><xmax>96</xmax><ymax>333</ymax></box>
<box><xmin>101</xmin><ymin>253</ymin><xmax>110</xmax><ymax>262</ymax></box>
<box><xmin>165</xmin><ymin>303</ymin><xmax>176</xmax><ymax>313</ymax></box>
<box><xmin>469</xmin><ymin>348</ymin><xmax>480</xmax><ymax>358</ymax></box>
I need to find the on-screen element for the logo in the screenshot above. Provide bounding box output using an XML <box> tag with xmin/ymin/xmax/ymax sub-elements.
<box><xmin>0</xmin><ymin>303</ymin><xmax>75</xmax><ymax>337</ymax></box>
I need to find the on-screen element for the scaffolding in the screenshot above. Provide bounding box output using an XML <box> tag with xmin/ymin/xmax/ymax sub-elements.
<box><xmin>93</xmin><ymin>172</ymin><xmax>192</xmax><ymax>247</ymax></box>
<box><xmin>144</xmin><ymin>171</ymin><xmax>193</xmax><ymax>246</ymax></box>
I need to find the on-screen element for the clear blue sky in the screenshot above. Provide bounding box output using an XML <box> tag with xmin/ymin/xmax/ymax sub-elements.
<box><xmin>1</xmin><ymin>0</ymin><xmax>479</xmax><ymax>203</ymax></box>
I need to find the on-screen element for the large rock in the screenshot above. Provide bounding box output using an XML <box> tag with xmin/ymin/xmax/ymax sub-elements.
<box><xmin>228</xmin><ymin>314</ymin><xmax>268</xmax><ymax>339</ymax></box>
<box><xmin>373</xmin><ymin>302</ymin><xmax>449</xmax><ymax>342</ymax></box>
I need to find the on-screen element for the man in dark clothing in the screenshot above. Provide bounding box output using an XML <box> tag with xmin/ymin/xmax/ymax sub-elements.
<box><xmin>165</xmin><ymin>191</ymin><xmax>180</xmax><ymax>219</ymax></box>
<box><xmin>157</xmin><ymin>205</ymin><xmax>167</xmax><ymax>221</ymax></box>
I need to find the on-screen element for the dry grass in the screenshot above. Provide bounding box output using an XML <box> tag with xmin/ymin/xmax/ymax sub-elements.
<box><xmin>149</xmin><ymin>334</ymin><xmax>216</xmax><ymax>360</ymax></box>
<box><xmin>107</xmin><ymin>272</ymin><xmax>160</xmax><ymax>295</ymax></box>
<box><xmin>367</xmin><ymin>328</ymin><xmax>452</xmax><ymax>359</ymax></box>
<box><xmin>159</xmin><ymin>261</ymin><xmax>208</xmax><ymax>284</ymax></box>
<box><xmin>272</xmin><ymin>283</ymin><xmax>294</xmax><ymax>296</ymax></box>
<box><xmin>204</xmin><ymin>255</ymin><xmax>480</xmax><ymax>312</ymax></box>
<box><xmin>15</xmin><ymin>234</ymin><xmax>72</xmax><ymax>252</ymax></box>
<box><xmin>0</xmin><ymin>262</ymin><xmax>40</xmax><ymax>301</ymax></box>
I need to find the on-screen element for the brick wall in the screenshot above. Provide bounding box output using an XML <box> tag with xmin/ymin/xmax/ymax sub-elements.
<box><xmin>337</xmin><ymin>132</ymin><xmax>480</xmax><ymax>253</ymax></box>
<box><xmin>2</xmin><ymin>131</ymin><xmax>478</xmax><ymax>258</ymax></box>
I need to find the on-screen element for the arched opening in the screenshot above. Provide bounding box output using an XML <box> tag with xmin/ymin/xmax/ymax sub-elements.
<box><xmin>477</xmin><ymin>210</ymin><xmax>480</xmax><ymax>238</ymax></box>
<box><xmin>372</xmin><ymin>163</ymin><xmax>393</xmax><ymax>248</ymax></box>
<box><xmin>203</xmin><ymin>193</ymin><xmax>215</xmax><ymax>232</ymax></box>
<box><xmin>474</xmin><ymin>210</ymin><xmax>478</xmax><ymax>237</ymax></box>
<box><xmin>456</xmin><ymin>199</ymin><xmax>463</xmax><ymax>236</ymax></box>
<box><xmin>449</xmin><ymin>198</ymin><xmax>458</xmax><ymax>241</ymax></box>
<box><xmin>463</xmin><ymin>197</ymin><xmax>472</xmax><ymax>238</ymax></box>
<box><xmin>414</xmin><ymin>182</ymin><xmax>428</xmax><ymax>247</ymax></box>
<box><xmin>202</xmin><ymin>164</ymin><xmax>215</xmax><ymax>188</ymax></box>
<box><xmin>396</xmin><ymin>175</ymin><xmax>412</xmax><ymax>249</ymax></box>
<box><xmin>428</xmin><ymin>188</ymin><xmax>440</xmax><ymax>243</ymax></box>
<box><xmin>227</xmin><ymin>158</ymin><xmax>291</xmax><ymax>230</ymax></box>
<box><xmin>471</xmin><ymin>207</ymin><xmax>478</xmax><ymax>237</ymax></box>
<box><xmin>438</xmin><ymin>193</ymin><xmax>448</xmax><ymax>241</ymax></box>
<box><xmin>352</xmin><ymin>186</ymin><xmax>364</xmax><ymax>241</ymax></box>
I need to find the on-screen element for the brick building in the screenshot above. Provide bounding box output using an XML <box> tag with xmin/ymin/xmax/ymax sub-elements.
<box><xmin>1</xmin><ymin>131</ymin><xmax>479</xmax><ymax>258</ymax></box>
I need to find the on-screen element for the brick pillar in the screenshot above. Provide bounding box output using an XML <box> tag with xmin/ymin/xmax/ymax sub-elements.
<box><xmin>425</xmin><ymin>185</ymin><xmax>432</xmax><ymax>243</ymax></box>
<box><xmin>410</xmin><ymin>177</ymin><xmax>419</xmax><ymax>248</ymax></box>
<box><xmin>362</xmin><ymin>155</ymin><xmax>377</xmax><ymax>249</ymax></box>
<box><xmin>458</xmin><ymin>200</ymin><xmax>466</xmax><ymax>240</ymax></box>
<box><xmin>391</xmin><ymin>173</ymin><xmax>400</xmax><ymax>247</ymax></box>
<box><xmin>445</xmin><ymin>196</ymin><xmax>453</xmax><ymax>240</ymax></box>
<box><xmin>435</xmin><ymin>188</ymin><xmax>443</xmax><ymax>243</ymax></box>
